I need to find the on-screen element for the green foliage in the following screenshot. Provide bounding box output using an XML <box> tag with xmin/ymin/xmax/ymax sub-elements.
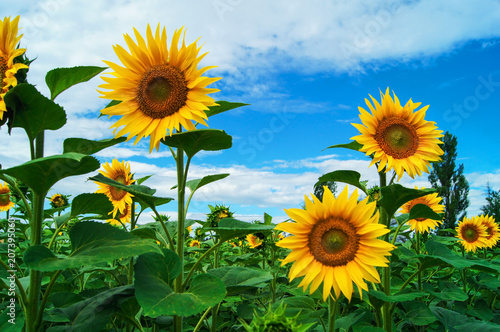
<box><xmin>45</xmin><ymin>66</ymin><xmax>107</xmax><ymax>101</ymax></box>
<box><xmin>316</xmin><ymin>170</ymin><xmax>368</xmax><ymax>194</ymax></box>
<box><xmin>205</xmin><ymin>218</ymin><xmax>275</xmax><ymax>242</ymax></box>
<box><xmin>481</xmin><ymin>183</ymin><xmax>500</xmax><ymax>222</ymax></box>
<box><xmin>379</xmin><ymin>184</ymin><xmax>435</xmax><ymax>218</ymax></box>
<box><xmin>161</xmin><ymin>129</ymin><xmax>232</xmax><ymax>158</ymax></box>
<box><xmin>204</xmin><ymin>100</ymin><xmax>249</xmax><ymax>117</ymax></box>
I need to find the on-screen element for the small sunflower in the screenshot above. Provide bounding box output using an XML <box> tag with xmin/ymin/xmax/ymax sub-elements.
<box><xmin>49</xmin><ymin>193</ymin><xmax>69</xmax><ymax>208</ymax></box>
<box><xmin>478</xmin><ymin>215</ymin><xmax>499</xmax><ymax>248</ymax></box>
<box><xmin>0</xmin><ymin>16</ymin><xmax>29</xmax><ymax>120</ymax></box>
<box><xmin>246</xmin><ymin>234</ymin><xmax>263</xmax><ymax>249</ymax></box>
<box><xmin>0</xmin><ymin>182</ymin><xmax>15</xmax><ymax>212</ymax></box>
<box><xmin>99</xmin><ymin>24</ymin><xmax>221</xmax><ymax>152</ymax></box>
<box><xmin>189</xmin><ymin>239</ymin><xmax>201</xmax><ymax>248</ymax></box>
<box><xmin>399</xmin><ymin>186</ymin><xmax>444</xmax><ymax>233</ymax></box>
<box><xmin>456</xmin><ymin>216</ymin><xmax>489</xmax><ymax>252</ymax></box>
<box><xmin>351</xmin><ymin>88</ymin><xmax>444</xmax><ymax>180</ymax></box>
<box><xmin>107</xmin><ymin>203</ymin><xmax>132</xmax><ymax>227</ymax></box>
<box><xmin>95</xmin><ymin>159</ymin><xmax>135</xmax><ymax>217</ymax></box>
<box><xmin>276</xmin><ymin>186</ymin><xmax>395</xmax><ymax>302</ymax></box>
<box><xmin>207</xmin><ymin>204</ymin><xmax>233</xmax><ymax>227</ymax></box>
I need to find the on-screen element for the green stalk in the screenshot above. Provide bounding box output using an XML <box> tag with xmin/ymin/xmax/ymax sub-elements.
<box><xmin>328</xmin><ymin>296</ymin><xmax>339</xmax><ymax>332</ymax></box>
<box><xmin>270</xmin><ymin>247</ymin><xmax>277</xmax><ymax>303</ymax></box>
<box><xmin>174</xmin><ymin>146</ymin><xmax>186</xmax><ymax>332</ymax></box>
<box><xmin>127</xmin><ymin>202</ymin><xmax>136</xmax><ymax>285</ymax></box>
<box><xmin>379</xmin><ymin>171</ymin><xmax>392</xmax><ymax>332</ymax></box>
<box><xmin>416</xmin><ymin>232</ymin><xmax>422</xmax><ymax>291</ymax></box>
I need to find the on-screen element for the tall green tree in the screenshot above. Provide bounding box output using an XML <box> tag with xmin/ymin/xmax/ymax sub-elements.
<box><xmin>481</xmin><ymin>183</ymin><xmax>500</xmax><ymax>222</ymax></box>
<box><xmin>314</xmin><ymin>181</ymin><xmax>337</xmax><ymax>201</ymax></box>
<box><xmin>428</xmin><ymin>132</ymin><xmax>470</xmax><ymax>232</ymax></box>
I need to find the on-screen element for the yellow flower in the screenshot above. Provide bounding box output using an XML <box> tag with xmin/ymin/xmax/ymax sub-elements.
<box><xmin>478</xmin><ymin>215</ymin><xmax>499</xmax><ymax>248</ymax></box>
<box><xmin>246</xmin><ymin>234</ymin><xmax>263</xmax><ymax>249</ymax></box>
<box><xmin>0</xmin><ymin>182</ymin><xmax>15</xmax><ymax>212</ymax></box>
<box><xmin>99</xmin><ymin>24</ymin><xmax>220</xmax><ymax>152</ymax></box>
<box><xmin>107</xmin><ymin>203</ymin><xmax>132</xmax><ymax>226</ymax></box>
<box><xmin>0</xmin><ymin>16</ymin><xmax>29</xmax><ymax>119</ymax></box>
<box><xmin>456</xmin><ymin>216</ymin><xmax>489</xmax><ymax>252</ymax></box>
<box><xmin>351</xmin><ymin>88</ymin><xmax>444</xmax><ymax>180</ymax></box>
<box><xmin>187</xmin><ymin>225</ymin><xmax>192</xmax><ymax>233</ymax></box>
<box><xmin>399</xmin><ymin>186</ymin><xmax>444</xmax><ymax>233</ymax></box>
<box><xmin>276</xmin><ymin>186</ymin><xmax>395</xmax><ymax>302</ymax></box>
<box><xmin>95</xmin><ymin>159</ymin><xmax>135</xmax><ymax>217</ymax></box>
<box><xmin>189</xmin><ymin>239</ymin><xmax>201</xmax><ymax>248</ymax></box>
<box><xmin>49</xmin><ymin>193</ymin><xmax>68</xmax><ymax>208</ymax></box>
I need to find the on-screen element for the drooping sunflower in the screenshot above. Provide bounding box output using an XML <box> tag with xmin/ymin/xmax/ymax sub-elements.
<box><xmin>456</xmin><ymin>216</ymin><xmax>489</xmax><ymax>252</ymax></box>
<box><xmin>276</xmin><ymin>186</ymin><xmax>395</xmax><ymax>302</ymax></box>
<box><xmin>0</xmin><ymin>182</ymin><xmax>15</xmax><ymax>212</ymax></box>
<box><xmin>107</xmin><ymin>203</ymin><xmax>132</xmax><ymax>227</ymax></box>
<box><xmin>246</xmin><ymin>234</ymin><xmax>263</xmax><ymax>249</ymax></box>
<box><xmin>95</xmin><ymin>159</ymin><xmax>135</xmax><ymax>217</ymax></box>
<box><xmin>351</xmin><ymin>88</ymin><xmax>444</xmax><ymax>180</ymax></box>
<box><xmin>0</xmin><ymin>16</ymin><xmax>29</xmax><ymax>120</ymax></box>
<box><xmin>99</xmin><ymin>24</ymin><xmax>221</xmax><ymax>152</ymax></box>
<box><xmin>399</xmin><ymin>186</ymin><xmax>444</xmax><ymax>233</ymax></box>
<box><xmin>478</xmin><ymin>215</ymin><xmax>499</xmax><ymax>248</ymax></box>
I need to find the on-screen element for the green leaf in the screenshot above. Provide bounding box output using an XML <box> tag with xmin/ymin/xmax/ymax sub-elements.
<box><xmin>208</xmin><ymin>266</ymin><xmax>273</xmax><ymax>295</ymax></box>
<box><xmin>379</xmin><ymin>184</ymin><xmax>435</xmax><ymax>218</ymax></box>
<box><xmin>45</xmin><ymin>66</ymin><xmax>107</xmax><ymax>100</ymax></box>
<box><xmin>161</xmin><ymin>129</ymin><xmax>232</xmax><ymax>159</ymax></box>
<box><xmin>0</xmin><ymin>303</ymin><xmax>24</xmax><ymax>332</ymax></box>
<box><xmin>274</xmin><ymin>296</ymin><xmax>325</xmax><ymax>325</ymax></box>
<box><xmin>367</xmin><ymin>290</ymin><xmax>426</xmax><ymax>303</ymax></box>
<box><xmin>0</xmin><ymin>153</ymin><xmax>99</xmax><ymax>196</ymax></box>
<box><xmin>430</xmin><ymin>307</ymin><xmax>500</xmax><ymax>332</ymax></box>
<box><xmin>408</xmin><ymin>203</ymin><xmax>442</xmax><ymax>221</ymax></box>
<box><xmin>184</xmin><ymin>173</ymin><xmax>230</xmax><ymax>193</ymax></box>
<box><xmin>5</xmin><ymin>83</ymin><xmax>66</xmax><ymax>142</ymax></box>
<box><xmin>317</xmin><ymin>170</ymin><xmax>368</xmax><ymax>194</ymax></box>
<box><xmin>423</xmin><ymin>281</ymin><xmax>468</xmax><ymax>301</ymax></box>
<box><xmin>89</xmin><ymin>173</ymin><xmax>174</xmax><ymax>211</ymax></box>
<box><xmin>24</xmin><ymin>221</ymin><xmax>161</xmax><ymax>271</ymax></box>
<box><xmin>70</xmin><ymin>193</ymin><xmax>114</xmax><ymax>218</ymax></box>
<box><xmin>63</xmin><ymin>137</ymin><xmax>126</xmax><ymax>155</ymax></box>
<box><xmin>47</xmin><ymin>285</ymin><xmax>134</xmax><ymax>332</ymax></box>
<box><xmin>205</xmin><ymin>100</ymin><xmax>249</xmax><ymax>117</ymax></box>
<box><xmin>135</xmin><ymin>250</ymin><xmax>225</xmax><ymax>317</ymax></box>
<box><xmin>205</xmin><ymin>218</ymin><xmax>275</xmax><ymax>242</ymax></box>
<box><xmin>323</xmin><ymin>141</ymin><xmax>363</xmax><ymax>152</ymax></box>
<box><xmin>402</xmin><ymin>301</ymin><xmax>437</xmax><ymax>326</ymax></box>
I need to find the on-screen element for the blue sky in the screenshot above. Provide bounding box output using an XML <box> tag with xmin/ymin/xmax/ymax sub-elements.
<box><xmin>2</xmin><ymin>0</ymin><xmax>500</xmax><ymax>223</ymax></box>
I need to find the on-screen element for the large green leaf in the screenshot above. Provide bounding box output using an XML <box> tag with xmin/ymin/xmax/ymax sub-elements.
<box><xmin>135</xmin><ymin>250</ymin><xmax>225</xmax><ymax>317</ymax></box>
<box><xmin>0</xmin><ymin>153</ymin><xmax>99</xmax><ymax>196</ymax></box>
<box><xmin>204</xmin><ymin>101</ymin><xmax>249</xmax><ymax>117</ymax></box>
<box><xmin>431</xmin><ymin>307</ymin><xmax>500</xmax><ymax>332</ymax></box>
<box><xmin>5</xmin><ymin>83</ymin><xmax>66</xmax><ymax>141</ymax></box>
<box><xmin>379</xmin><ymin>184</ymin><xmax>435</xmax><ymax>218</ymax></box>
<box><xmin>70</xmin><ymin>193</ymin><xmax>114</xmax><ymax>218</ymax></box>
<box><xmin>161</xmin><ymin>129</ymin><xmax>232</xmax><ymax>159</ymax></box>
<box><xmin>273</xmin><ymin>296</ymin><xmax>326</xmax><ymax>325</ymax></box>
<box><xmin>47</xmin><ymin>285</ymin><xmax>134</xmax><ymax>332</ymax></box>
<box><xmin>45</xmin><ymin>66</ymin><xmax>107</xmax><ymax>100</ymax></box>
<box><xmin>63</xmin><ymin>137</ymin><xmax>126</xmax><ymax>155</ymax></box>
<box><xmin>323</xmin><ymin>141</ymin><xmax>363</xmax><ymax>152</ymax></box>
<box><xmin>89</xmin><ymin>173</ymin><xmax>174</xmax><ymax>211</ymax></box>
<box><xmin>367</xmin><ymin>290</ymin><xmax>426</xmax><ymax>303</ymax></box>
<box><xmin>317</xmin><ymin>170</ymin><xmax>368</xmax><ymax>194</ymax></box>
<box><xmin>208</xmin><ymin>266</ymin><xmax>273</xmax><ymax>295</ymax></box>
<box><xmin>24</xmin><ymin>221</ymin><xmax>161</xmax><ymax>271</ymax></box>
<box><xmin>423</xmin><ymin>281</ymin><xmax>467</xmax><ymax>301</ymax></box>
<box><xmin>402</xmin><ymin>301</ymin><xmax>437</xmax><ymax>326</ymax></box>
<box><xmin>185</xmin><ymin>173</ymin><xmax>230</xmax><ymax>193</ymax></box>
<box><xmin>0</xmin><ymin>304</ymin><xmax>24</xmax><ymax>332</ymax></box>
<box><xmin>205</xmin><ymin>218</ymin><xmax>275</xmax><ymax>242</ymax></box>
<box><xmin>408</xmin><ymin>203</ymin><xmax>443</xmax><ymax>221</ymax></box>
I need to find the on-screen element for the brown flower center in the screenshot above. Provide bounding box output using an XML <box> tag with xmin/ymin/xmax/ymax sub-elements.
<box><xmin>109</xmin><ymin>174</ymin><xmax>127</xmax><ymax>201</ymax></box>
<box><xmin>136</xmin><ymin>64</ymin><xmax>188</xmax><ymax>119</ymax></box>
<box><xmin>0</xmin><ymin>193</ymin><xmax>11</xmax><ymax>206</ymax></box>
<box><xmin>486</xmin><ymin>227</ymin><xmax>493</xmax><ymax>240</ymax></box>
<box><xmin>309</xmin><ymin>218</ymin><xmax>359</xmax><ymax>266</ymax></box>
<box><xmin>462</xmin><ymin>226</ymin><xmax>479</xmax><ymax>243</ymax></box>
<box><xmin>375</xmin><ymin>117</ymin><xmax>419</xmax><ymax>159</ymax></box>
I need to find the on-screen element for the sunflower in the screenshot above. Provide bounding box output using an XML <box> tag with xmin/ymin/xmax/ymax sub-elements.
<box><xmin>99</xmin><ymin>24</ymin><xmax>221</xmax><ymax>152</ymax></box>
<box><xmin>478</xmin><ymin>215</ymin><xmax>499</xmax><ymax>248</ymax></box>
<box><xmin>276</xmin><ymin>186</ymin><xmax>395</xmax><ymax>302</ymax></box>
<box><xmin>456</xmin><ymin>216</ymin><xmax>489</xmax><ymax>252</ymax></box>
<box><xmin>189</xmin><ymin>239</ymin><xmax>201</xmax><ymax>248</ymax></box>
<box><xmin>351</xmin><ymin>88</ymin><xmax>444</xmax><ymax>180</ymax></box>
<box><xmin>246</xmin><ymin>234</ymin><xmax>263</xmax><ymax>249</ymax></box>
<box><xmin>49</xmin><ymin>193</ymin><xmax>69</xmax><ymax>208</ymax></box>
<box><xmin>0</xmin><ymin>182</ymin><xmax>15</xmax><ymax>212</ymax></box>
<box><xmin>95</xmin><ymin>159</ymin><xmax>135</xmax><ymax>217</ymax></box>
<box><xmin>107</xmin><ymin>203</ymin><xmax>132</xmax><ymax>227</ymax></box>
<box><xmin>399</xmin><ymin>186</ymin><xmax>444</xmax><ymax>233</ymax></box>
<box><xmin>0</xmin><ymin>16</ymin><xmax>29</xmax><ymax>119</ymax></box>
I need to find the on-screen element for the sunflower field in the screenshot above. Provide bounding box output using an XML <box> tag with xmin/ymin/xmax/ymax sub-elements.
<box><xmin>1</xmin><ymin>15</ymin><xmax>500</xmax><ymax>332</ymax></box>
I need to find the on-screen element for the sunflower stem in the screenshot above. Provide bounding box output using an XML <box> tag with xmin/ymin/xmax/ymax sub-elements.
<box><xmin>328</xmin><ymin>295</ymin><xmax>339</xmax><ymax>332</ymax></box>
<box><xmin>416</xmin><ymin>232</ymin><xmax>422</xmax><ymax>292</ymax></box>
<box><xmin>174</xmin><ymin>144</ymin><xmax>186</xmax><ymax>332</ymax></box>
<box><xmin>378</xmin><ymin>170</ymin><xmax>392</xmax><ymax>332</ymax></box>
